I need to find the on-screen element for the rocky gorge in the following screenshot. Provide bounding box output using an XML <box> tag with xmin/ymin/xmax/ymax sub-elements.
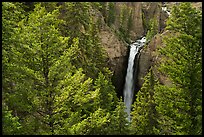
<box><xmin>96</xmin><ymin>2</ymin><xmax>202</xmax><ymax>98</ymax></box>
<box><xmin>97</xmin><ymin>2</ymin><xmax>168</xmax><ymax>97</ymax></box>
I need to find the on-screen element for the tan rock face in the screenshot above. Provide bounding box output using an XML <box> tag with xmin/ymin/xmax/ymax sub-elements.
<box><xmin>191</xmin><ymin>2</ymin><xmax>202</xmax><ymax>10</ymax></box>
<box><xmin>129</xmin><ymin>2</ymin><xmax>144</xmax><ymax>40</ymax></box>
<box><xmin>98</xmin><ymin>16</ymin><xmax>128</xmax><ymax>95</ymax></box>
<box><xmin>114</xmin><ymin>2</ymin><xmax>145</xmax><ymax>41</ymax></box>
<box><xmin>137</xmin><ymin>31</ymin><xmax>173</xmax><ymax>88</ymax></box>
<box><xmin>99</xmin><ymin>30</ymin><xmax>127</xmax><ymax>59</ymax></box>
<box><xmin>164</xmin><ymin>2</ymin><xmax>202</xmax><ymax>11</ymax></box>
<box><xmin>94</xmin><ymin>2</ymin><xmax>170</xmax><ymax>94</ymax></box>
<box><xmin>90</xmin><ymin>4</ymin><xmax>129</xmax><ymax>96</ymax></box>
<box><xmin>142</xmin><ymin>2</ymin><xmax>168</xmax><ymax>33</ymax></box>
<box><xmin>137</xmin><ymin>49</ymin><xmax>152</xmax><ymax>88</ymax></box>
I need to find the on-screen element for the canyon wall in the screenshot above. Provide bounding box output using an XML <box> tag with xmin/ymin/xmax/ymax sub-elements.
<box><xmin>137</xmin><ymin>2</ymin><xmax>202</xmax><ymax>89</ymax></box>
<box><xmin>92</xmin><ymin>2</ymin><xmax>169</xmax><ymax>96</ymax></box>
<box><xmin>97</xmin><ymin>2</ymin><xmax>168</xmax><ymax>95</ymax></box>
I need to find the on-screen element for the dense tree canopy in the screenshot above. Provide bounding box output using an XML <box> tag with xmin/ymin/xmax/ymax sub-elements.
<box><xmin>2</xmin><ymin>2</ymin><xmax>128</xmax><ymax>135</ymax></box>
<box><xmin>2</xmin><ymin>2</ymin><xmax>202</xmax><ymax>135</ymax></box>
<box><xmin>131</xmin><ymin>2</ymin><xmax>202</xmax><ymax>135</ymax></box>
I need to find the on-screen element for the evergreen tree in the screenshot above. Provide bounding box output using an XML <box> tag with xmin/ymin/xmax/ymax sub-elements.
<box><xmin>53</xmin><ymin>69</ymin><xmax>98</xmax><ymax>134</ymax></box>
<box><xmin>146</xmin><ymin>17</ymin><xmax>159</xmax><ymax>42</ymax></box>
<box><xmin>107</xmin><ymin>2</ymin><xmax>115</xmax><ymax>27</ymax></box>
<box><xmin>2</xmin><ymin>103</ymin><xmax>22</xmax><ymax>135</ymax></box>
<box><xmin>154</xmin><ymin>84</ymin><xmax>191</xmax><ymax>135</ymax></box>
<box><xmin>131</xmin><ymin>68</ymin><xmax>159</xmax><ymax>135</ymax></box>
<box><xmin>59</xmin><ymin>2</ymin><xmax>109</xmax><ymax>79</ymax></box>
<box><xmin>2</xmin><ymin>2</ymin><xmax>26</xmax><ymax>109</ymax></box>
<box><xmin>53</xmin><ymin>70</ymin><xmax>120</xmax><ymax>135</ymax></box>
<box><xmin>3</xmin><ymin>3</ymin><xmax>79</xmax><ymax>134</ymax></box>
<box><xmin>2</xmin><ymin>2</ymin><xmax>138</xmax><ymax>135</ymax></box>
<box><xmin>98</xmin><ymin>2</ymin><xmax>107</xmax><ymax>23</ymax></box>
<box><xmin>59</xmin><ymin>2</ymin><xmax>91</xmax><ymax>38</ymax></box>
<box><xmin>158</xmin><ymin>2</ymin><xmax>202</xmax><ymax>135</ymax></box>
<box><xmin>94</xmin><ymin>72</ymin><xmax>118</xmax><ymax>111</ymax></box>
<box><xmin>118</xmin><ymin>4</ymin><xmax>132</xmax><ymax>43</ymax></box>
<box><xmin>2</xmin><ymin>2</ymin><xmax>33</xmax><ymax>134</ymax></box>
<box><xmin>108</xmin><ymin>97</ymin><xmax>130</xmax><ymax>135</ymax></box>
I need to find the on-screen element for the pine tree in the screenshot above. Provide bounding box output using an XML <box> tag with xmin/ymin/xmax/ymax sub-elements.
<box><xmin>58</xmin><ymin>2</ymin><xmax>109</xmax><ymax>79</ymax></box>
<box><xmin>53</xmin><ymin>69</ymin><xmax>121</xmax><ymax>135</ymax></box>
<box><xmin>154</xmin><ymin>84</ymin><xmax>191</xmax><ymax>135</ymax></box>
<box><xmin>53</xmin><ymin>68</ymin><xmax>98</xmax><ymax>134</ymax></box>
<box><xmin>59</xmin><ymin>2</ymin><xmax>91</xmax><ymax>38</ymax></box>
<box><xmin>146</xmin><ymin>17</ymin><xmax>159</xmax><ymax>42</ymax></box>
<box><xmin>94</xmin><ymin>72</ymin><xmax>118</xmax><ymax>111</ymax></box>
<box><xmin>158</xmin><ymin>2</ymin><xmax>202</xmax><ymax>135</ymax></box>
<box><xmin>107</xmin><ymin>2</ymin><xmax>115</xmax><ymax>27</ymax></box>
<box><xmin>131</xmin><ymin>68</ymin><xmax>159</xmax><ymax>135</ymax></box>
<box><xmin>2</xmin><ymin>2</ymin><xmax>26</xmax><ymax>108</ymax></box>
<box><xmin>68</xmin><ymin>107</ymin><xmax>111</xmax><ymax>135</ymax></box>
<box><xmin>3</xmin><ymin>3</ymin><xmax>80</xmax><ymax>134</ymax></box>
<box><xmin>2</xmin><ymin>103</ymin><xmax>22</xmax><ymax>135</ymax></box>
<box><xmin>118</xmin><ymin>4</ymin><xmax>132</xmax><ymax>43</ymax></box>
<box><xmin>3</xmin><ymin>2</ymin><xmax>122</xmax><ymax>135</ymax></box>
<box><xmin>108</xmin><ymin>97</ymin><xmax>130</xmax><ymax>135</ymax></box>
<box><xmin>2</xmin><ymin>2</ymin><xmax>33</xmax><ymax>134</ymax></box>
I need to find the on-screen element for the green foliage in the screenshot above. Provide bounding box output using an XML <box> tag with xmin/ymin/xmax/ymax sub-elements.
<box><xmin>94</xmin><ymin>72</ymin><xmax>118</xmax><ymax>111</ymax></box>
<box><xmin>2</xmin><ymin>3</ymin><xmax>36</xmax><ymax>134</ymax></box>
<box><xmin>107</xmin><ymin>2</ymin><xmax>116</xmax><ymax>27</ymax></box>
<box><xmin>53</xmin><ymin>70</ymin><xmax>122</xmax><ymax>135</ymax></box>
<box><xmin>2</xmin><ymin>2</ymin><xmax>26</xmax><ymax>97</ymax></box>
<box><xmin>118</xmin><ymin>5</ymin><xmax>133</xmax><ymax>43</ymax></box>
<box><xmin>98</xmin><ymin>2</ymin><xmax>107</xmax><ymax>22</ymax></box>
<box><xmin>91</xmin><ymin>2</ymin><xmax>102</xmax><ymax>11</ymax></box>
<box><xmin>3</xmin><ymin>1</ymin><xmax>202</xmax><ymax>135</ymax></box>
<box><xmin>53</xmin><ymin>69</ymin><xmax>97</xmax><ymax>134</ymax></box>
<box><xmin>12</xmin><ymin>3</ymin><xmax>77</xmax><ymax>134</ymax></box>
<box><xmin>60</xmin><ymin>2</ymin><xmax>91</xmax><ymax>38</ymax></box>
<box><xmin>131</xmin><ymin>68</ymin><xmax>159</xmax><ymax>135</ymax></box>
<box><xmin>154</xmin><ymin>84</ymin><xmax>191</xmax><ymax>135</ymax></box>
<box><xmin>2</xmin><ymin>2</ymin><xmax>122</xmax><ymax>135</ymax></box>
<box><xmin>166</xmin><ymin>2</ymin><xmax>202</xmax><ymax>37</ymax></box>
<box><xmin>142</xmin><ymin>10</ymin><xmax>148</xmax><ymax>32</ymax></box>
<box><xmin>131</xmin><ymin>3</ymin><xmax>201</xmax><ymax>135</ymax></box>
<box><xmin>158</xmin><ymin>2</ymin><xmax>202</xmax><ymax>135</ymax></box>
<box><xmin>109</xmin><ymin>97</ymin><xmax>130</xmax><ymax>135</ymax></box>
<box><xmin>2</xmin><ymin>104</ymin><xmax>22</xmax><ymax>135</ymax></box>
<box><xmin>59</xmin><ymin>2</ymin><xmax>108</xmax><ymax>79</ymax></box>
<box><xmin>76</xmin><ymin>108</ymin><xmax>111</xmax><ymax>135</ymax></box>
<box><xmin>131</xmin><ymin>2</ymin><xmax>202</xmax><ymax>135</ymax></box>
<box><xmin>146</xmin><ymin>17</ymin><xmax>159</xmax><ymax>42</ymax></box>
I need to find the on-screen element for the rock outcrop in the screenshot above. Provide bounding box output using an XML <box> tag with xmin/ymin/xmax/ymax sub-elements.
<box><xmin>99</xmin><ymin>25</ymin><xmax>128</xmax><ymax>96</ymax></box>
<box><xmin>112</xmin><ymin>2</ymin><xmax>145</xmax><ymax>41</ymax></box>
<box><xmin>137</xmin><ymin>30</ymin><xmax>174</xmax><ymax>89</ymax></box>
<box><xmin>96</xmin><ymin>2</ymin><xmax>201</xmax><ymax>98</ymax></box>
<box><xmin>91</xmin><ymin>2</ymin><xmax>171</xmax><ymax>96</ymax></box>
<box><xmin>126</xmin><ymin>2</ymin><xmax>145</xmax><ymax>40</ymax></box>
<box><xmin>142</xmin><ymin>2</ymin><xmax>168</xmax><ymax>33</ymax></box>
<box><xmin>96</xmin><ymin>2</ymin><xmax>168</xmax><ymax>96</ymax></box>
<box><xmin>113</xmin><ymin>2</ymin><xmax>168</xmax><ymax>41</ymax></box>
<box><xmin>137</xmin><ymin>2</ymin><xmax>202</xmax><ymax>89</ymax></box>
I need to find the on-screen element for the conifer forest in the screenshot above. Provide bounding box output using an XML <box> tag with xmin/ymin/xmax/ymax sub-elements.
<box><xmin>2</xmin><ymin>2</ymin><xmax>202</xmax><ymax>135</ymax></box>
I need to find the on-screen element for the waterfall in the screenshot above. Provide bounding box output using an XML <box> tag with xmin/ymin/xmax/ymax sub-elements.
<box><xmin>162</xmin><ymin>6</ymin><xmax>171</xmax><ymax>16</ymax></box>
<box><xmin>123</xmin><ymin>37</ymin><xmax>146</xmax><ymax>122</ymax></box>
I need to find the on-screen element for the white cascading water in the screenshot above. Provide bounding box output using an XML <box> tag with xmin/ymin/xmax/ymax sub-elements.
<box><xmin>123</xmin><ymin>37</ymin><xmax>146</xmax><ymax>122</ymax></box>
<box><xmin>162</xmin><ymin>6</ymin><xmax>171</xmax><ymax>16</ymax></box>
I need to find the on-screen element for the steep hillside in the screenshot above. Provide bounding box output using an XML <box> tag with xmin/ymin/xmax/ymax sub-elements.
<box><xmin>95</xmin><ymin>2</ymin><xmax>168</xmax><ymax>96</ymax></box>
